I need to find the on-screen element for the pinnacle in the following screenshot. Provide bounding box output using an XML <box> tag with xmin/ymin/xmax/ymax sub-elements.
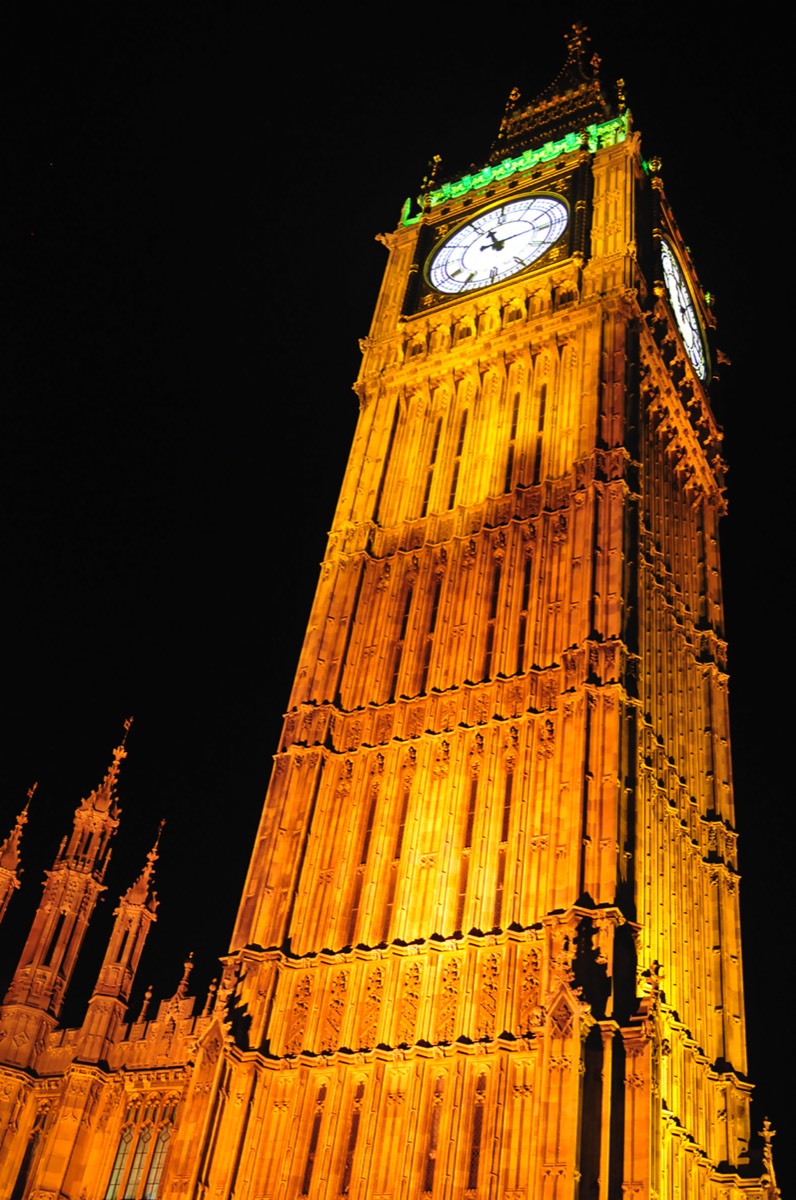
<box><xmin>0</xmin><ymin>796</ymin><xmax>31</xmax><ymax>873</ymax></box>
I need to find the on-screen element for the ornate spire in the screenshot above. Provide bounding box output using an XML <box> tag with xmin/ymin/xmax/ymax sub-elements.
<box><xmin>0</xmin><ymin>786</ymin><xmax>33</xmax><ymax>874</ymax></box>
<box><xmin>123</xmin><ymin>820</ymin><xmax>163</xmax><ymax>908</ymax></box>
<box><xmin>76</xmin><ymin>718</ymin><xmax>132</xmax><ymax>820</ymax></box>
<box><xmin>759</xmin><ymin>1118</ymin><xmax>781</xmax><ymax>1197</ymax></box>
<box><xmin>79</xmin><ymin>821</ymin><xmax>163</xmax><ymax>1060</ymax></box>
<box><xmin>0</xmin><ymin>785</ymin><xmax>35</xmax><ymax>925</ymax></box>
<box><xmin>490</xmin><ymin>23</ymin><xmax>614</xmax><ymax>163</ymax></box>
<box><xmin>1</xmin><ymin>734</ymin><xmax>131</xmax><ymax>1039</ymax></box>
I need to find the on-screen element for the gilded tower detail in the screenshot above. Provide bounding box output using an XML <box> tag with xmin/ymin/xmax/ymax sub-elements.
<box><xmin>0</xmin><ymin>28</ymin><xmax>779</xmax><ymax>1200</ymax></box>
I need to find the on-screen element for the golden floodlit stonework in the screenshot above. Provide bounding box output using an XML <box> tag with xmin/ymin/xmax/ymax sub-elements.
<box><xmin>0</xmin><ymin>26</ymin><xmax>780</xmax><ymax>1200</ymax></box>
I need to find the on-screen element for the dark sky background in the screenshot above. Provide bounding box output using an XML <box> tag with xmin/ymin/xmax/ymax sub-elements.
<box><xmin>3</xmin><ymin>6</ymin><xmax>790</xmax><ymax>1190</ymax></box>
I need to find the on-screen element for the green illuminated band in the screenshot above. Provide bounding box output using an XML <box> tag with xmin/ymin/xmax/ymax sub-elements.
<box><xmin>402</xmin><ymin>112</ymin><xmax>629</xmax><ymax>226</ymax></box>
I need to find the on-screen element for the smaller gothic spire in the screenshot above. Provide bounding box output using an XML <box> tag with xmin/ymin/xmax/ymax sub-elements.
<box><xmin>0</xmin><ymin>786</ymin><xmax>33</xmax><ymax>874</ymax></box>
<box><xmin>0</xmin><ymin>785</ymin><xmax>35</xmax><ymax>925</ymax></box>
<box><xmin>79</xmin><ymin>821</ymin><xmax>163</xmax><ymax>1060</ymax></box>
<box><xmin>123</xmin><ymin>820</ymin><xmax>163</xmax><ymax>908</ymax></box>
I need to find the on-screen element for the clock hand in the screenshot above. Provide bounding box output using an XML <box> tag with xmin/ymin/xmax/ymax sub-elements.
<box><xmin>479</xmin><ymin>228</ymin><xmax>505</xmax><ymax>252</ymax></box>
<box><xmin>480</xmin><ymin>228</ymin><xmax>550</xmax><ymax>252</ymax></box>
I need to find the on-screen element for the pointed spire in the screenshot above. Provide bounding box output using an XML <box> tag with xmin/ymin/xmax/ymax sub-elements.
<box><xmin>79</xmin><ymin>820</ymin><xmax>163</xmax><ymax>1060</ymax></box>
<box><xmin>123</xmin><ymin>820</ymin><xmax>163</xmax><ymax>908</ymax></box>
<box><xmin>78</xmin><ymin>718</ymin><xmax>132</xmax><ymax>819</ymax></box>
<box><xmin>489</xmin><ymin>23</ymin><xmax>614</xmax><ymax>163</ymax></box>
<box><xmin>0</xmin><ymin>784</ymin><xmax>33</xmax><ymax>875</ymax></box>
<box><xmin>0</xmin><ymin>785</ymin><xmax>35</xmax><ymax>926</ymax></box>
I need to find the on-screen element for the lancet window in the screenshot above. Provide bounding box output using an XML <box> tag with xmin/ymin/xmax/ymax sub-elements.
<box><xmin>419</xmin><ymin>575</ymin><xmax>443</xmax><ymax>694</ymax></box>
<box><xmin>532</xmin><ymin>382</ymin><xmax>547</xmax><ymax>481</ymax></box>
<box><xmin>516</xmin><ymin>552</ymin><xmax>533</xmax><ymax>674</ymax></box>
<box><xmin>420</xmin><ymin>417</ymin><xmax>443</xmax><ymax>518</ymax></box>
<box><xmin>466</xmin><ymin>1073</ymin><xmax>488</xmax><ymax>1192</ymax></box>
<box><xmin>504</xmin><ymin>390</ymin><xmax>521</xmax><ymax>492</ymax></box>
<box><xmin>389</xmin><ymin>584</ymin><xmax>414</xmax><ymax>700</ymax></box>
<box><xmin>483</xmin><ymin>560</ymin><xmax>502</xmax><ymax>680</ymax></box>
<box><xmin>340</xmin><ymin>1081</ymin><xmax>366</xmax><ymax>1194</ymax></box>
<box><xmin>448</xmin><ymin>408</ymin><xmax>469</xmax><ymax>508</ymax></box>
<box><xmin>299</xmin><ymin>1082</ymin><xmax>328</xmax><ymax>1197</ymax></box>
<box><xmin>422</xmin><ymin>1075</ymin><xmax>446</xmax><ymax>1193</ymax></box>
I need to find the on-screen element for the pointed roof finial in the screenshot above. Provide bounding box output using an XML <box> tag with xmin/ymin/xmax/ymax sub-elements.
<box><xmin>759</xmin><ymin>1118</ymin><xmax>780</xmax><ymax>1196</ymax></box>
<box><xmin>565</xmin><ymin>21</ymin><xmax>589</xmax><ymax>62</ymax></box>
<box><xmin>82</xmin><ymin>720</ymin><xmax>133</xmax><ymax>817</ymax></box>
<box><xmin>123</xmin><ymin>820</ymin><xmax>164</xmax><ymax>907</ymax></box>
<box><xmin>0</xmin><ymin>787</ymin><xmax>34</xmax><ymax>873</ymax></box>
<box><xmin>176</xmin><ymin>951</ymin><xmax>194</xmax><ymax>999</ymax></box>
<box><xmin>421</xmin><ymin>154</ymin><xmax>442</xmax><ymax>200</ymax></box>
<box><xmin>616</xmin><ymin>78</ymin><xmax>627</xmax><ymax>114</ymax></box>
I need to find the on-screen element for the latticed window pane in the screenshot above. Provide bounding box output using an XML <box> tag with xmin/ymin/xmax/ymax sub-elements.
<box><xmin>125</xmin><ymin>1127</ymin><xmax>152</xmax><ymax>1195</ymax></box>
<box><xmin>143</xmin><ymin>1125</ymin><xmax>171</xmax><ymax>1198</ymax></box>
<box><xmin>104</xmin><ymin>1128</ymin><xmax>133</xmax><ymax>1200</ymax></box>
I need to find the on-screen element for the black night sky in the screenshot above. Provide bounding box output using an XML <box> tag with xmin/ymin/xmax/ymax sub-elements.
<box><xmin>3</xmin><ymin>6</ymin><xmax>790</xmax><ymax>1189</ymax></box>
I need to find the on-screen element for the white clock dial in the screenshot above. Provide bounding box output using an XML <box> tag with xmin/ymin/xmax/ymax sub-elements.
<box><xmin>427</xmin><ymin>195</ymin><xmax>568</xmax><ymax>295</ymax></box>
<box><xmin>660</xmin><ymin>240</ymin><xmax>708</xmax><ymax>382</ymax></box>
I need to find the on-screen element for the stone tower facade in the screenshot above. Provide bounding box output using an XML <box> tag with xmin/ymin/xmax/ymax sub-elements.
<box><xmin>0</xmin><ymin>27</ymin><xmax>779</xmax><ymax>1200</ymax></box>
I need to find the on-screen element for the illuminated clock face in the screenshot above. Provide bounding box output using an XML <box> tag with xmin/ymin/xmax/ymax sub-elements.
<box><xmin>660</xmin><ymin>240</ymin><xmax>708</xmax><ymax>382</ymax></box>
<box><xmin>427</xmin><ymin>195</ymin><xmax>568</xmax><ymax>295</ymax></box>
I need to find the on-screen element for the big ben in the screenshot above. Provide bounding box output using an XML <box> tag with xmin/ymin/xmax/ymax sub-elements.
<box><xmin>206</xmin><ymin>25</ymin><xmax>767</xmax><ymax>1199</ymax></box>
<box><xmin>0</xmin><ymin>21</ymin><xmax>781</xmax><ymax>1200</ymax></box>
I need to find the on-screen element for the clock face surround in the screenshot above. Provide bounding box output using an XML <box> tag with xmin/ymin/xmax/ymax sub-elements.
<box><xmin>660</xmin><ymin>239</ymin><xmax>708</xmax><ymax>382</ymax></box>
<box><xmin>427</xmin><ymin>194</ymin><xmax>569</xmax><ymax>295</ymax></box>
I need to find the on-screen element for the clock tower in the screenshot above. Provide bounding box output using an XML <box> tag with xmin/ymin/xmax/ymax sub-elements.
<box><xmin>200</xmin><ymin>24</ymin><xmax>768</xmax><ymax>1200</ymax></box>
<box><xmin>0</xmin><ymin>24</ymin><xmax>777</xmax><ymax>1200</ymax></box>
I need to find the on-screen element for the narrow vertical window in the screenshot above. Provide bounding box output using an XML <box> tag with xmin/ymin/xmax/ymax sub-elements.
<box><xmin>42</xmin><ymin>911</ymin><xmax>66</xmax><ymax>968</ymax></box>
<box><xmin>382</xmin><ymin>781</ymin><xmax>410</xmax><ymax>943</ymax></box>
<box><xmin>105</xmin><ymin>1130</ymin><xmax>133</xmax><ymax>1200</ymax></box>
<box><xmin>340</xmin><ymin>1082</ymin><xmax>365</xmax><ymax>1195</ymax></box>
<box><xmin>420</xmin><ymin>576</ymin><xmax>443</xmax><ymax>694</ymax></box>
<box><xmin>483</xmin><ymin>562</ymin><xmax>502</xmax><ymax>680</ymax></box>
<box><xmin>448</xmin><ymin>409</ymin><xmax>469</xmax><ymax>508</ymax></box>
<box><xmin>464</xmin><ymin>775</ymin><xmax>478</xmax><ymax>850</ymax></box>
<box><xmin>493</xmin><ymin>772</ymin><xmax>513</xmax><ymax>928</ymax></box>
<box><xmin>493</xmin><ymin>850</ymin><xmax>506</xmax><ymax>929</ymax></box>
<box><xmin>504</xmin><ymin>391</ymin><xmax>521</xmax><ymax>492</ymax></box>
<box><xmin>516</xmin><ymin>554</ymin><xmax>533</xmax><ymax>674</ymax></box>
<box><xmin>10</xmin><ymin>1108</ymin><xmax>47</xmax><ymax>1200</ymax></box>
<box><xmin>125</xmin><ymin>1127</ymin><xmax>152</xmax><ymax>1196</ymax></box>
<box><xmin>455</xmin><ymin>856</ymin><xmax>470</xmax><ymax>933</ymax></box>
<box><xmin>373</xmin><ymin>402</ymin><xmax>401</xmax><ymax>525</ymax></box>
<box><xmin>420</xmin><ymin>418</ymin><xmax>442</xmax><ymax>517</ymax></box>
<box><xmin>347</xmin><ymin>787</ymin><xmax>379</xmax><ymax>944</ymax></box>
<box><xmin>300</xmin><ymin>1084</ymin><xmax>327</xmax><ymax>1197</ymax></box>
<box><xmin>423</xmin><ymin>1076</ymin><xmax>445</xmax><ymax>1193</ymax></box>
<box><xmin>390</xmin><ymin>586</ymin><xmax>414</xmax><ymax>700</ymax></box>
<box><xmin>532</xmin><ymin>383</ymin><xmax>547</xmax><ymax>482</ymax></box>
<box><xmin>457</xmin><ymin>775</ymin><xmax>478</xmax><ymax>933</ymax></box>
<box><xmin>500</xmin><ymin>772</ymin><xmax>514</xmax><ymax>844</ymax></box>
<box><xmin>467</xmin><ymin>1075</ymin><xmax>487</xmax><ymax>1191</ymax></box>
<box><xmin>142</xmin><ymin>1107</ymin><xmax>175</xmax><ymax>1199</ymax></box>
